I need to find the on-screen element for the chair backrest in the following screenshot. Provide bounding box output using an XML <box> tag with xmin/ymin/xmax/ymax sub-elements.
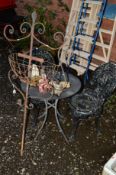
<box><xmin>90</xmin><ymin>62</ymin><xmax>116</xmax><ymax>99</ymax></box>
<box><xmin>31</xmin><ymin>48</ymin><xmax>54</xmax><ymax>63</ymax></box>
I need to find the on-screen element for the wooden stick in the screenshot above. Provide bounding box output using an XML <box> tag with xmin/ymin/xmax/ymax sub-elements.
<box><xmin>107</xmin><ymin>17</ymin><xmax>116</xmax><ymax>61</ymax></box>
<box><xmin>99</xmin><ymin>30</ymin><xmax>107</xmax><ymax>59</ymax></box>
<box><xmin>18</xmin><ymin>53</ymin><xmax>44</xmax><ymax>63</ymax></box>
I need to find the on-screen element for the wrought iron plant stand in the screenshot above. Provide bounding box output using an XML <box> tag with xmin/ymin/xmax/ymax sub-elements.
<box><xmin>4</xmin><ymin>11</ymin><xmax>71</xmax><ymax>156</ymax></box>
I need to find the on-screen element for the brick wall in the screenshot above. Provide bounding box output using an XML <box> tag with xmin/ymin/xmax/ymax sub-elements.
<box><xmin>15</xmin><ymin>0</ymin><xmax>72</xmax><ymax>33</ymax></box>
<box><xmin>15</xmin><ymin>0</ymin><xmax>116</xmax><ymax>62</ymax></box>
<box><xmin>15</xmin><ymin>0</ymin><xmax>72</xmax><ymax>19</ymax></box>
<box><xmin>15</xmin><ymin>0</ymin><xmax>115</xmax><ymax>16</ymax></box>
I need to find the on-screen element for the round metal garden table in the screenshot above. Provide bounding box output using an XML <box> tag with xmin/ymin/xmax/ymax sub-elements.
<box><xmin>21</xmin><ymin>73</ymin><xmax>81</xmax><ymax>143</ymax></box>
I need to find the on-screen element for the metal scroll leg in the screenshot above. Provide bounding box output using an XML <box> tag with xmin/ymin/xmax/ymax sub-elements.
<box><xmin>20</xmin><ymin>97</ymin><xmax>28</xmax><ymax>156</ymax></box>
<box><xmin>56</xmin><ymin>103</ymin><xmax>65</xmax><ymax>124</ymax></box>
<box><xmin>34</xmin><ymin>100</ymin><xmax>48</xmax><ymax>140</ymax></box>
<box><xmin>54</xmin><ymin>99</ymin><xmax>69</xmax><ymax>143</ymax></box>
<box><xmin>57</xmin><ymin>109</ymin><xmax>64</xmax><ymax>120</ymax></box>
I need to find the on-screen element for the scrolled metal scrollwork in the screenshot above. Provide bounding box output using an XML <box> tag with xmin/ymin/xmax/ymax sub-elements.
<box><xmin>4</xmin><ymin>21</ymin><xmax>31</xmax><ymax>42</ymax></box>
<box><xmin>3</xmin><ymin>11</ymin><xmax>64</xmax><ymax>51</ymax></box>
<box><xmin>20</xmin><ymin>22</ymin><xmax>31</xmax><ymax>34</ymax></box>
<box><xmin>34</xmin><ymin>22</ymin><xmax>45</xmax><ymax>35</ymax></box>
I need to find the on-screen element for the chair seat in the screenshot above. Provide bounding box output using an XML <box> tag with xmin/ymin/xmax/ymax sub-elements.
<box><xmin>70</xmin><ymin>92</ymin><xmax>103</xmax><ymax>118</ymax></box>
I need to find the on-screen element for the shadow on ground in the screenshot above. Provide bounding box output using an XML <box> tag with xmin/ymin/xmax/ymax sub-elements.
<box><xmin>0</xmin><ymin>46</ymin><xmax>116</xmax><ymax>175</ymax></box>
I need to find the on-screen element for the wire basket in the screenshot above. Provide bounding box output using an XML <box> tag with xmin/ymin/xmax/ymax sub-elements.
<box><xmin>9</xmin><ymin>53</ymin><xmax>57</xmax><ymax>83</ymax></box>
<box><xmin>8</xmin><ymin>53</ymin><xmax>70</xmax><ymax>95</ymax></box>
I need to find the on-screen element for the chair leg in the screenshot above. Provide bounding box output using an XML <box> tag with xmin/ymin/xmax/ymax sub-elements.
<box><xmin>69</xmin><ymin>117</ymin><xmax>80</xmax><ymax>142</ymax></box>
<box><xmin>95</xmin><ymin>116</ymin><xmax>101</xmax><ymax>135</ymax></box>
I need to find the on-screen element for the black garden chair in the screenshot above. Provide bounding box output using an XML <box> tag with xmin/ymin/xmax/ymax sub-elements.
<box><xmin>69</xmin><ymin>62</ymin><xmax>116</xmax><ymax>141</ymax></box>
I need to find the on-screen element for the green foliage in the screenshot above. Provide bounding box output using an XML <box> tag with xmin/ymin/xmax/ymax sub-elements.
<box><xmin>37</xmin><ymin>7</ymin><xmax>47</xmax><ymax>22</ymax></box>
<box><xmin>48</xmin><ymin>11</ymin><xmax>57</xmax><ymax>20</ymax></box>
<box><xmin>57</xmin><ymin>0</ymin><xmax>70</xmax><ymax>12</ymax></box>
<box><xmin>61</xmin><ymin>18</ymin><xmax>67</xmax><ymax>27</ymax></box>
<box><xmin>15</xmin><ymin>38</ymin><xmax>30</xmax><ymax>51</ymax></box>
<box><xmin>24</xmin><ymin>4</ymin><xmax>34</xmax><ymax>13</ymax></box>
<box><xmin>23</xmin><ymin>1</ymin><xmax>67</xmax><ymax>48</ymax></box>
<box><xmin>36</xmin><ymin>0</ymin><xmax>52</xmax><ymax>5</ymax></box>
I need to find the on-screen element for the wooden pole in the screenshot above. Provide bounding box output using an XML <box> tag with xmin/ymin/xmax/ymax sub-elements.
<box><xmin>107</xmin><ymin>17</ymin><xmax>116</xmax><ymax>61</ymax></box>
<box><xmin>18</xmin><ymin>53</ymin><xmax>44</xmax><ymax>63</ymax></box>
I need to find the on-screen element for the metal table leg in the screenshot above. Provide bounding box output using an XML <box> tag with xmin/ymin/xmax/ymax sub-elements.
<box><xmin>54</xmin><ymin>99</ymin><xmax>69</xmax><ymax>143</ymax></box>
<box><xmin>34</xmin><ymin>101</ymin><xmax>48</xmax><ymax>140</ymax></box>
<box><xmin>35</xmin><ymin>99</ymin><xmax>69</xmax><ymax>143</ymax></box>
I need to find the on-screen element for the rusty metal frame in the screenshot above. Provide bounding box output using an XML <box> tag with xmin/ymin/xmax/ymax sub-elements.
<box><xmin>4</xmin><ymin>11</ymin><xmax>65</xmax><ymax>156</ymax></box>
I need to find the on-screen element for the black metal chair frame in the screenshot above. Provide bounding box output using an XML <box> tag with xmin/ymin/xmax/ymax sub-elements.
<box><xmin>69</xmin><ymin>62</ymin><xmax>116</xmax><ymax>141</ymax></box>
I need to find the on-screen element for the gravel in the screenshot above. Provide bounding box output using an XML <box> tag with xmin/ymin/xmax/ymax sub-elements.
<box><xmin>0</xmin><ymin>47</ymin><xmax>116</xmax><ymax>175</ymax></box>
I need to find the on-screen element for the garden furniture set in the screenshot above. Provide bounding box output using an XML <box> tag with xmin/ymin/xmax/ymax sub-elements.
<box><xmin>4</xmin><ymin>11</ymin><xmax>116</xmax><ymax>156</ymax></box>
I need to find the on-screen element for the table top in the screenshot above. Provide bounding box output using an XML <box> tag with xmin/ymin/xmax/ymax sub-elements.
<box><xmin>21</xmin><ymin>73</ymin><xmax>81</xmax><ymax>101</ymax></box>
